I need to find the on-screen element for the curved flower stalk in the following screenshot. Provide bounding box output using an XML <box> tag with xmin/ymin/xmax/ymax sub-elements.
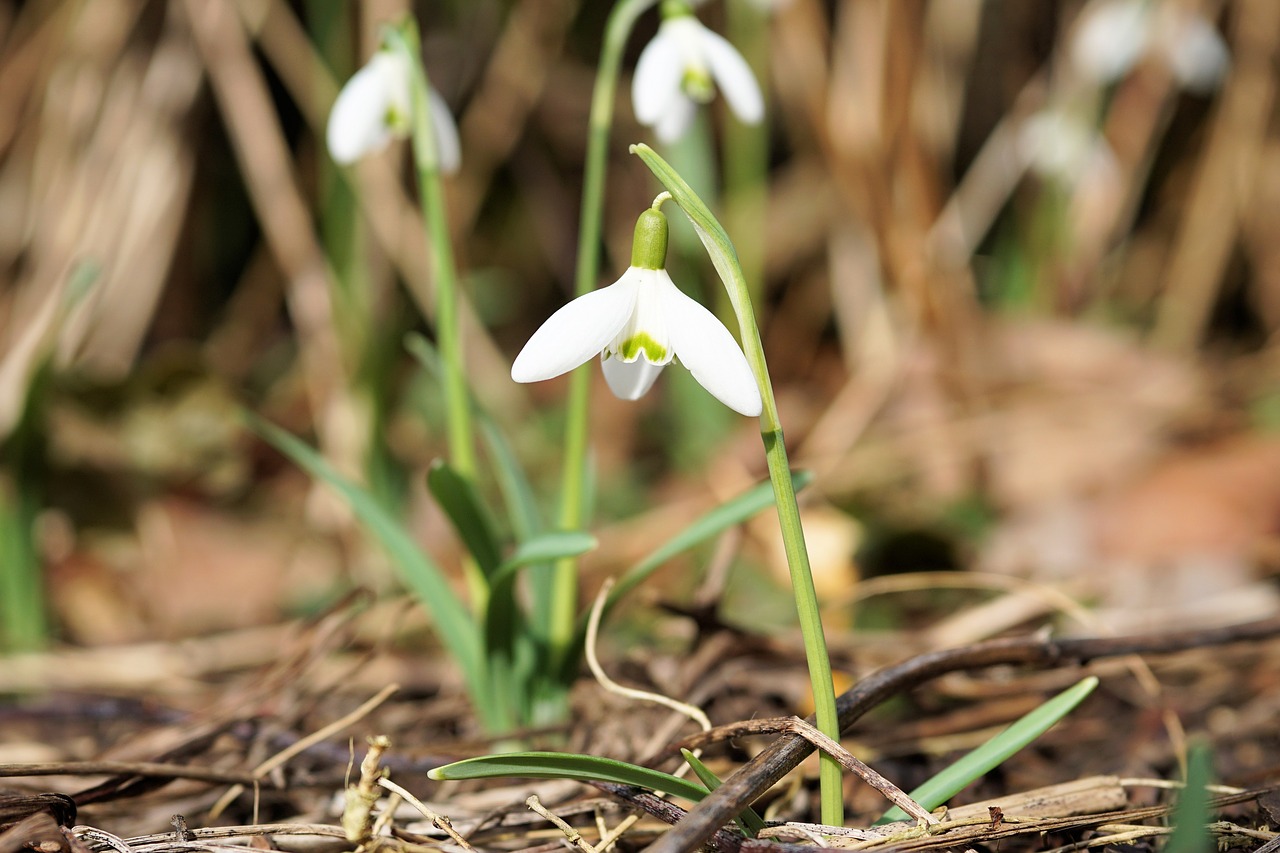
<box><xmin>1071</xmin><ymin>0</ymin><xmax>1229</xmax><ymax>93</ymax></box>
<box><xmin>512</xmin><ymin>203</ymin><xmax>761</xmax><ymax>417</ymax></box>
<box><xmin>632</xmin><ymin>0</ymin><xmax>763</xmax><ymax>142</ymax></box>
<box><xmin>326</xmin><ymin>50</ymin><xmax>461</xmax><ymax>171</ymax></box>
<box><xmin>629</xmin><ymin>144</ymin><xmax>843</xmax><ymax>828</ymax></box>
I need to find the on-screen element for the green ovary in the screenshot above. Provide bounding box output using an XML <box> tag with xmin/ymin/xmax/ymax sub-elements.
<box><xmin>618</xmin><ymin>333</ymin><xmax>668</xmax><ymax>363</ymax></box>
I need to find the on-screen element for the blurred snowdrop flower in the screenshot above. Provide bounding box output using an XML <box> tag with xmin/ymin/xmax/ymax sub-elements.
<box><xmin>1071</xmin><ymin>0</ymin><xmax>1229</xmax><ymax>92</ymax></box>
<box><xmin>326</xmin><ymin>50</ymin><xmax>460</xmax><ymax>171</ymax></box>
<box><xmin>741</xmin><ymin>0</ymin><xmax>794</xmax><ymax>12</ymax></box>
<box><xmin>632</xmin><ymin>1</ymin><xmax>763</xmax><ymax>143</ymax></box>
<box><xmin>511</xmin><ymin>207</ymin><xmax>761</xmax><ymax>417</ymax></box>
<box><xmin>1018</xmin><ymin>110</ymin><xmax>1118</xmax><ymax>184</ymax></box>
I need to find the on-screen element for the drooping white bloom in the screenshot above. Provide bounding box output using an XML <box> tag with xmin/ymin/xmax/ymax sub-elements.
<box><xmin>632</xmin><ymin>11</ymin><xmax>764</xmax><ymax>143</ymax></box>
<box><xmin>511</xmin><ymin>210</ymin><xmax>762</xmax><ymax>417</ymax></box>
<box><xmin>741</xmin><ymin>0</ymin><xmax>794</xmax><ymax>12</ymax></box>
<box><xmin>1071</xmin><ymin>0</ymin><xmax>1229</xmax><ymax>92</ymax></box>
<box><xmin>1018</xmin><ymin>110</ymin><xmax>1118</xmax><ymax>185</ymax></box>
<box><xmin>326</xmin><ymin>50</ymin><xmax>461</xmax><ymax>172</ymax></box>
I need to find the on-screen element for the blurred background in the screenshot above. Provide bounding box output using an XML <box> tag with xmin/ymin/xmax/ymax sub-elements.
<box><xmin>0</xmin><ymin>0</ymin><xmax>1277</xmax><ymax>671</ymax></box>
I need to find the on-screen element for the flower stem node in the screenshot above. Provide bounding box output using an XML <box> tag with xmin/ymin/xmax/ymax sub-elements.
<box><xmin>632</xmin><ymin>4</ymin><xmax>763</xmax><ymax>142</ymax></box>
<box><xmin>511</xmin><ymin>209</ymin><xmax>762</xmax><ymax>417</ymax></box>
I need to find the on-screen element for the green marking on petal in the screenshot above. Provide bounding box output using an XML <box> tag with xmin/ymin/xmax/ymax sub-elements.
<box><xmin>619</xmin><ymin>333</ymin><xmax>668</xmax><ymax>363</ymax></box>
<box><xmin>682</xmin><ymin>68</ymin><xmax>715</xmax><ymax>103</ymax></box>
<box><xmin>385</xmin><ymin>105</ymin><xmax>409</xmax><ymax>132</ymax></box>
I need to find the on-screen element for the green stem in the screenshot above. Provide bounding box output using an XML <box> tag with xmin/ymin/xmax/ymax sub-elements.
<box><xmin>760</xmin><ymin>426</ymin><xmax>844</xmax><ymax>827</ymax></box>
<box><xmin>386</xmin><ymin>26</ymin><xmax>476</xmax><ymax>481</ymax></box>
<box><xmin>634</xmin><ymin>144</ymin><xmax>844</xmax><ymax>827</ymax></box>
<box><xmin>549</xmin><ymin>0</ymin><xmax>660</xmax><ymax>667</ymax></box>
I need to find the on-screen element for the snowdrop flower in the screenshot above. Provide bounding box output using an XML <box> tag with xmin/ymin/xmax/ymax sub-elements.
<box><xmin>511</xmin><ymin>207</ymin><xmax>762</xmax><ymax>417</ymax></box>
<box><xmin>1018</xmin><ymin>110</ymin><xmax>1118</xmax><ymax>185</ymax></box>
<box><xmin>1071</xmin><ymin>0</ymin><xmax>1229</xmax><ymax>93</ymax></box>
<box><xmin>632</xmin><ymin>1</ymin><xmax>763</xmax><ymax>143</ymax></box>
<box><xmin>326</xmin><ymin>50</ymin><xmax>460</xmax><ymax>172</ymax></box>
<box><xmin>738</xmin><ymin>0</ymin><xmax>794</xmax><ymax>12</ymax></box>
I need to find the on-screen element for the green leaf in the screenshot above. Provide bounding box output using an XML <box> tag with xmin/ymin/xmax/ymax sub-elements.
<box><xmin>428</xmin><ymin>752</ymin><xmax>715</xmax><ymax>806</ymax></box>
<box><xmin>407</xmin><ymin>334</ymin><xmax>542</xmax><ymax>537</ymax></box>
<box><xmin>405</xmin><ymin>333</ymin><xmax>568</xmax><ymax>725</ymax></box>
<box><xmin>1165</xmin><ymin>743</ymin><xmax>1214</xmax><ymax>853</ymax></box>
<box><xmin>681</xmin><ymin>749</ymin><xmax>764</xmax><ymax>836</ymax></box>
<box><xmin>481</xmin><ymin>529</ymin><xmax>597</xmax><ymax>726</ymax></box>
<box><xmin>497</xmin><ymin>531</ymin><xmax>598</xmax><ymax>579</ymax></box>
<box><xmin>425</xmin><ymin>458</ymin><xmax>521</xmax><ymax>729</ymax></box>
<box><xmin>246</xmin><ymin>415</ymin><xmax>491</xmax><ymax>720</ymax></box>
<box><xmin>426</xmin><ymin>459</ymin><xmax>503</xmax><ymax>575</ymax></box>
<box><xmin>878</xmin><ymin>676</ymin><xmax>1100</xmax><ymax>823</ymax></box>
<box><xmin>584</xmin><ymin>470</ymin><xmax>813</xmax><ymax>631</ymax></box>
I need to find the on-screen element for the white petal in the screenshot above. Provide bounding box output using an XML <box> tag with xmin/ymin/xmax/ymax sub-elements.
<box><xmin>699</xmin><ymin>28</ymin><xmax>764</xmax><ymax>124</ymax></box>
<box><xmin>658</xmin><ymin>272</ymin><xmax>762</xmax><ymax>417</ymax></box>
<box><xmin>511</xmin><ymin>275</ymin><xmax>640</xmax><ymax>383</ymax></box>
<box><xmin>1018</xmin><ymin>111</ymin><xmax>1097</xmax><ymax>178</ymax></box>
<box><xmin>428</xmin><ymin>87</ymin><xmax>462</xmax><ymax>173</ymax></box>
<box><xmin>1071</xmin><ymin>0</ymin><xmax>1150</xmax><ymax>84</ymax></box>
<box><xmin>654</xmin><ymin>93</ymin><xmax>697</xmax><ymax>143</ymax></box>
<box><xmin>327</xmin><ymin>57</ymin><xmax>400</xmax><ymax>164</ymax></box>
<box><xmin>602</xmin><ymin>356</ymin><xmax>665</xmax><ymax>400</ymax></box>
<box><xmin>632</xmin><ymin>30</ymin><xmax>683</xmax><ymax>125</ymax></box>
<box><xmin>1162</xmin><ymin>14</ymin><xmax>1229</xmax><ymax>92</ymax></box>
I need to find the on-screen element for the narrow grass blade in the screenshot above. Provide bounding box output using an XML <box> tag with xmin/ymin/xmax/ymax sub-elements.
<box><xmin>481</xmin><ymin>529</ymin><xmax>597</xmax><ymax>726</ymax></box>
<box><xmin>428</xmin><ymin>752</ymin><xmax>714</xmax><ymax>806</ymax></box>
<box><xmin>426</xmin><ymin>459</ymin><xmax>503</xmax><ymax>575</ymax></box>
<box><xmin>878</xmin><ymin>676</ymin><xmax>1099</xmax><ymax>823</ymax></box>
<box><xmin>497</xmin><ymin>532</ymin><xmax>597</xmax><ymax>579</ymax></box>
<box><xmin>406</xmin><ymin>332</ymin><xmax>570</xmax><ymax>723</ymax></box>
<box><xmin>406</xmin><ymin>332</ymin><xmax>537</xmax><ymax>539</ymax></box>
<box><xmin>1165</xmin><ymin>743</ymin><xmax>1213</xmax><ymax>853</ymax></box>
<box><xmin>681</xmin><ymin>749</ymin><xmax>765</xmax><ymax>836</ymax></box>
<box><xmin>478</xmin><ymin>417</ymin><xmax>543</xmax><ymax>541</ymax></box>
<box><xmin>0</xmin><ymin>475</ymin><xmax>43</xmax><ymax>651</ymax></box>
<box><xmin>247</xmin><ymin>415</ymin><xmax>490</xmax><ymax>713</ymax></box>
<box><xmin>584</xmin><ymin>470</ymin><xmax>813</xmax><ymax>631</ymax></box>
<box><xmin>406</xmin><ymin>334</ymin><xmax>555</xmax><ymax>634</ymax></box>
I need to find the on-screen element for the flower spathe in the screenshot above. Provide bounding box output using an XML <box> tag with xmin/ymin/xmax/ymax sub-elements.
<box><xmin>632</xmin><ymin>5</ymin><xmax>763</xmax><ymax>143</ymax></box>
<box><xmin>511</xmin><ymin>209</ymin><xmax>762</xmax><ymax>417</ymax></box>
<box><xmin>326</xmin><ymin>50</ymin><xmax>461</xmax><ymax>172</ymax></box>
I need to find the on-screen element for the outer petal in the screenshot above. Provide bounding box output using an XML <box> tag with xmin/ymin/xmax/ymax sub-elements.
<box><xmin>428</xmin><ymin>87</ymin><xmax>462</xmax><ymax>173</ymax></box>
<box><xmin>654</xmin><ymin>93</ymin><xmax>697</xmax><ymax>143</ymax></box>
<box><xmin>1071</xmin><ymin>0</ymin><xmax>1150</xmax><ymax>84</ymax></box>
<box><xmin>1162</xmin><ymin>14</ymin><xmax>1229</xmax><ymax>92</ymax></box>
<box><xmin>327</xmin><ymin>59</ymin><xmax>398</xmax><ymax>164</ymax></box>
<box><xmin>658</xmin><ymin>273</ymin><xmax>762</xmax><ymax>417</ymax></box>
<box><xmin>511</xmin><ymin>275</ymin><xmax>639</xmax><ymax>383</ymax></box>
<box><xmin>632</xmin><ymin>30</ymin><xmax>683</xmax><ymax>125</ymax></box>
<box><xmin>699</xmin><ymin>28</ymin><xmax>764</xmax><ymax>124</ymax></box>
<box><xmin>602</xmin><ymin>356</ymin><xmax>665</xmax><ymax>400</ymax></box>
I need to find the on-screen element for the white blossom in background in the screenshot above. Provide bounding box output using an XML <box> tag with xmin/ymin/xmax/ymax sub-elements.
<box><xmin>1071</xmin><ymin>0</ymin><xmax>1229</xmax><ymax>93</ymax></box>
<box><xmin>326</xmin><ymin>50</ymin><xmax>460</xmax><ymax>172</ymax></box>
<box><xmin>1018</xmin><ymin>110</ymin><xmax>1118</xmax><ymax>185</ymax></box>
<box><xmin>511</xmin><ymin>210</ymin><xmax>761</xmax><ymax>417</ymax></box>
<box><xmin>631</xmin><ymin>7</ymin><xmax>763</xmax><ymax>143</ymax></box>
<box><xmin>741</xmin><ymin>0</ymin><xmax>794</xmax><ymax>12</ymax></box>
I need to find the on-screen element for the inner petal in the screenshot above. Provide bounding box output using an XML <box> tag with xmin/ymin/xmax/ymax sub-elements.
<box><xmin>608</xmin><ymin>270</ymin><xmax>674</xmax><ymax>365</ymax></box>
